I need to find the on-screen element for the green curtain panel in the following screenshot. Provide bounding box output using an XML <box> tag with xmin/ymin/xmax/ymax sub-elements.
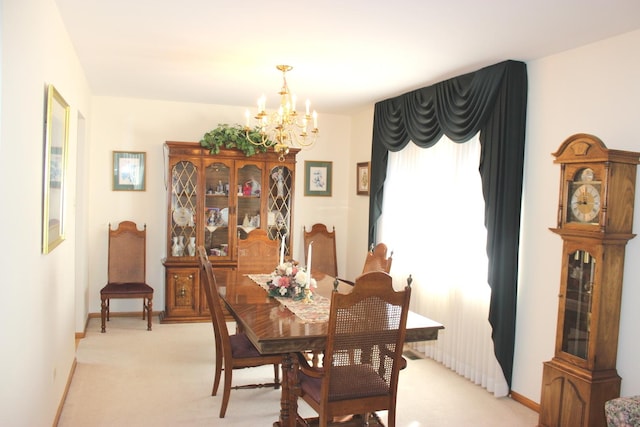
<box><xmin>369</xmin><ymin>60</ymin><xmax>528</xmax><ymax>388</ymax></box>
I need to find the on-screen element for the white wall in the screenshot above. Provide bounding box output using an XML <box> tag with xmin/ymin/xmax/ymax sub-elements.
<box><xmin>513</xmin><ymin>29</ymin><xmax>640</xmax><ymax>401</ymax></box>
<box><xmin>2</xmin><ymin>2</ymin><xmax>639</xmax><ymax>424</ymax></box>
<box><xmin>345</xmin><ymin>106</ymin><xmax>376</xmax><ymax>281</ymax></box>
<box><xmin>86</xmin><ymin>97</ymin><xmax>352</xmax><ymax>314</ymax></box>
<box><xmin>0</xmin><ymin>0</ymin><xmax>92</xmax><ymax>425</ymax></box>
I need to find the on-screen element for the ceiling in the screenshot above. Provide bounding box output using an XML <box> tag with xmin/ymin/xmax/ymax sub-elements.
<box><xmin>54</xmin><ymin>0</ymin><xmax>640</xmax><ymax>115</ymax></box>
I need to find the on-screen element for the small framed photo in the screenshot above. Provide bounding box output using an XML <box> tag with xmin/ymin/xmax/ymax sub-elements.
<box><xmin>357</xmin><ymin>162</ymin><xmax>370</xmax><ymax>195</ymax></box>
<box><xmin>304</xmin><ymin>161</ymin><xmax>332</xmax><ymax>197</ymax></box>
<box><xmin>113</xmin><ymin>151</ymin><xmax>146</xmax><ymax>191</ymax></box>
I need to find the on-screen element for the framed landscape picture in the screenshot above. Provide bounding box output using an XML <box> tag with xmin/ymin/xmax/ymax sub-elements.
<box><xmin>113</xmin><ymin>151</ymin><xmax>146</xmax><ymax>191</ymax></box>
<box><xmin>357</xmin><ymin>162</ymin><xmax>370</xmax><ymax>195</ymax></box>
<box><xmin>304</xmin><ymin>161</ymin><xmax>332</xmax><ymax>197</ymax></box>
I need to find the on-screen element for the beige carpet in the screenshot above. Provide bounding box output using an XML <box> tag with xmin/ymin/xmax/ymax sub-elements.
<box><xmin>58</xmin><ymin>316</ymin><xmax>538</xmax><ymax>426</ymax></box>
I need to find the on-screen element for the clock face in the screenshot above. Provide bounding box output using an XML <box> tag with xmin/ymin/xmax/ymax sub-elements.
<box><xmin>569</xmin><ymin>183</ymin><xmax>601</xmax><ymax>223</ymax></box>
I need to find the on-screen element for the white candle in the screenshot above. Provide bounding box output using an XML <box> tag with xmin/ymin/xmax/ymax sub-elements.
<box><xmin>312</xmin><ymin>110</ymin><xmax>318</xmax><ymax>129</ymax></box>
<box><xmin>307</xmin><ymin>242</ymin><xmax>313</xmax><ymax>287</ymax></box>
<box><xmin>280</xmin><ymin>234</ymin><xmax>285</xmax><ymax>266</ymax></box>
<box><xmin>245</xmin><ymin>109</ymin><xmax>250</xmax><ymax>127</ymax></box>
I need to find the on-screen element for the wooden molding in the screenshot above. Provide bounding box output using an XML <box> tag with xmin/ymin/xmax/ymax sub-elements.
<box><xmin>510</xmin><ymin>390</ymin><xmax>540</xmax><ymax>413</ymax></box>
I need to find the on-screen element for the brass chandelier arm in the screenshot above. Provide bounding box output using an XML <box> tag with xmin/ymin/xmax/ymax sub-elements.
<box><xmin>244</xmin><ymin>65</ymin><xmax>319</xmax><ymax>161</ymax></box>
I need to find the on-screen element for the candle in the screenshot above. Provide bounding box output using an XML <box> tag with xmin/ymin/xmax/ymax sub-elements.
<box><xmin>305</xmin><ymin>99</ymin><xmax>310</xmax><ymax>115</ymax></box>
<box><xmin>312</xmin><ymin>110</ymin><xmax>318</xmax><ymax>129</ymax></box>
<box><xmin>306</xmin><ymin>242</ymin><xmax>313</xmax><ymax>287</ymax></box>
<box><xmin>245</xmin><ymin>109</ymin><xmax>250</xmax><ymax>127</ymax></box>
<box><xmin>279</xmin><ymin>234</ymin><xmax>285</xmax><ymax>266</ymax></box>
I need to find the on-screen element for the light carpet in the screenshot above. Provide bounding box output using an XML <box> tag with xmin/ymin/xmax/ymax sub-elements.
<box><xmin>58</xmin><ymin>316</ymin><xmax>538</xmax><ymax>426</ymax></box>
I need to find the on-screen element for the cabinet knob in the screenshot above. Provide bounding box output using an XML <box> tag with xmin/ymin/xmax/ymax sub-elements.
<box><xmin>189</xmin><ymin>275</ymin><xmax>193</xmax><ymax>279</ymax></box>
<box><xmin>173</xmin><ymin>275</ymin><xmax>178</xmax><ymax>280</ymax></box>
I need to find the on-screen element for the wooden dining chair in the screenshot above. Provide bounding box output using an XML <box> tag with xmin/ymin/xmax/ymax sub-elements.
<box><xmin>237</xmin><ymin>229</ymin><xmax>280</xmax><ymax>274</ymax></box>
<box><xmin>100</xmin><ymin>221</ymin><xmax>153</xmax><ymax>333</ymax></box>
<box><xmin>363</xmin><ymin>243</ymin><xmax>393</xmax><ymax>274</ymax></box>
<box><xmin>292</xmin><ymin>271</ymin><xmax>411</xmax><ymax>427</ymax></box>
<box><xmin>303</xmin><ymin>223</ymin><xmax>338</xmax><ymax>277</ymax></box>
<box><xmin>197</xmin><ymin>246</ymin><xmax>281</xmax><ymax>418</ymax></box>
<box><xmin>341</xmin><ymin>242</ymin><xmax>394</xmax><ymax>286</ymax></box>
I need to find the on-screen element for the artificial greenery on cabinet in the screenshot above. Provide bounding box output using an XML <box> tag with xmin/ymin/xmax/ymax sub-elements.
<box><xmin>200</xmin><ymin>123</ymin><xmax>271</xmax><ymax>157</ymax></box>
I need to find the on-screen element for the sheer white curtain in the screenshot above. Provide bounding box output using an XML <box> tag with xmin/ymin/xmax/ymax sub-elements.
<box><xmin>379</xmin><ymin>134</ymin><xmax>509</xmax><ymax>397</ymax></box>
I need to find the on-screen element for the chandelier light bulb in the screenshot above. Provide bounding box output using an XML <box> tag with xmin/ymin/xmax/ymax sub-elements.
<box><xmin>244</xmin><ymin>65</ymin><xmax>319</xmax><ymax>161</ymax></box>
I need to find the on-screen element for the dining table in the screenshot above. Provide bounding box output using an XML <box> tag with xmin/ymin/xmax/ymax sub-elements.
<box><xmin>216</xmin><ymin>269</ymin><xmax>444</xmax><ymax>427</ymax></box>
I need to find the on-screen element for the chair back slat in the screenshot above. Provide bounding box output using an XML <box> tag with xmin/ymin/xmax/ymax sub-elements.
<box><xmin>303</xmin><ymin>223</ymin><xmax>338</xmax><ymax>277</ymax></box>
<box><xmin>108</xmin><ymin>221</ymin><xmax>146</xmax><ymax>283</ymax></box>
<box><xmin>237</xmin><ymin>229</ymin><xmax>280</xmax><ymax>274</ymax></box>
<box><xmin>197</xmin><ymin>247</ymin><xmax>230</xmax><ymax>343</ymax></box>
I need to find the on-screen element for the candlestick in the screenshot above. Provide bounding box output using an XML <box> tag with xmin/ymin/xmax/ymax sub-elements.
<box><xmin>280</xmin><ymin>234</ymin><xmax>286</xmax><ymax>266</ymax></box>
<box><xmin>306</xmin><ymin>242</ymin><xmax>313</xmax><ymax>288</ymax></box>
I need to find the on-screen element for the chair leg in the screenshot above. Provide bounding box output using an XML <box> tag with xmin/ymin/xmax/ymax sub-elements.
<box><xmin>100</xmin><ymin>297</ymin><xmax>108</xmax><ymax>333</ymax></box>
<box><xmin>146</xmin><ymin>297</ymin><xmax>152</xmax><ymax>331</ymax></box>
<box><xmin>273</xmin><ymin>363</ymin><xmax>280</xmax><ymax>389</ymax></box>
<box><xmin>219</xmin><ymin>362</ymin><xmax>233</xmax><ymax>418</ymax></box>
<box><xmin>212</xmin><ymin>348</ymin><xmax>222</xmax><ymax>396</ymax></box>
<box><xmin>386</xmin><ymin>408</ymin><xmax>395</xmax><ymax>427</ymax></box>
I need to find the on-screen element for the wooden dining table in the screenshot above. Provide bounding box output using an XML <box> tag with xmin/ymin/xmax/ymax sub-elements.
<box><xmin>216</xmin><ymin>270</ymin><xmax>444</xmax><ymax>427</ymax></box>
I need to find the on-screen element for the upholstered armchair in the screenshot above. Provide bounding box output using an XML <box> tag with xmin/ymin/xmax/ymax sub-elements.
<box><xmin>605</xmin><ymin>395</ymin><xmax>640</xmax><ymax>427</ymax></box>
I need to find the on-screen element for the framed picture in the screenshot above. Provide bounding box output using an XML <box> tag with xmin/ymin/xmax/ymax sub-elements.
<box><xmin>42</xmin><ymin>84</ymin><xmax>70</xmax><ymax>254</ymax></box>
<box><xmin>113</xmin><ymin>151</ymin><xmax>146</xmax><ymax>191</ymax></box>
<box><xmin>304</xmin><ymin>161</ymin><xmax>332</xmax><ymax>197</ymax></box>
<box><xmin>357</xmin><ymin>162</ymin><xmax>370</xmax><ymax>195</ymax></box>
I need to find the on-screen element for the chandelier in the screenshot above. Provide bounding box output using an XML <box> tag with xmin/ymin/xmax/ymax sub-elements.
<box><xmin>244</xmin><ymin>65</ymin><xmax>319</xmax><ymax>161</ymax></box>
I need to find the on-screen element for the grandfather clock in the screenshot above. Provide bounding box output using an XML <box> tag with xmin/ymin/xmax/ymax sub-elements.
<box><xmin>539</xmin><ymin>134</ymin><xmax>639</xmax><ymax>427</ymax></box>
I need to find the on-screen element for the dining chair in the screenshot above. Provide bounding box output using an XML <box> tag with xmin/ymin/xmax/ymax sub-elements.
<box><xmin>340</xmin><ymin>242</ymin><xmax>394</xmax><ymax>286</ymax></box>
<box><xmin>292</xmin><ymin>271</ymin><xmax>411</xmax><ymax>427</ymax></box>
<box><xmin>303</xmin><ymin>223</ymin><xmax>338</xmax><ymax>277</ymax></box>
<box><xmin>196</xmin><ymin>246</ymin><xmax>281</xmax><ymax>418</ymax></box>
<box><xmin>100</xmin><ymin>221</ymin><xmax>153</xmax><ymax>333</ymax></box>
<box><xmin>237</xmin><ymin>229</ymin><xmax>280</xmax><ymax>274</ymax></box>
<box><xmin>363</xmin><ymin>243</ymin><xmax>393</xmax><ymax>274</ymax></box>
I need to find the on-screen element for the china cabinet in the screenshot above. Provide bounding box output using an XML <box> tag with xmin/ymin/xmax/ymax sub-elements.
<box><xmin>161</xmin><ymin>142</ymin><xmax>298</xmax><ymax>322</ymax></box>
<box><xmin>539</xmin><ymin>134</ymin><xmax>639</xmax><ymax>427</ymax></box>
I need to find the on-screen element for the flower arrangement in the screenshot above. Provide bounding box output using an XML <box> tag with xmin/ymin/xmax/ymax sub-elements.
<box><xmin>267</xmin><ymin>262</ymin><xmax>317</xmax><ymax>300</ymax></box>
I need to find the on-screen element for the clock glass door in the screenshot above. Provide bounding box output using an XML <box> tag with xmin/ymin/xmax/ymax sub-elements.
<box><xmin>562</xmin><ymin>249</ymin><xmax>594</xmax><ymax>359</ymax></box>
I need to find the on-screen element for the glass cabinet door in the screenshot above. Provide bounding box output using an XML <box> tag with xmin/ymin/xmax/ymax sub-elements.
<box><xmin>236</xmin><ymin>162</ymin><xmax>263</xmax><ymax>240</ymax></box>
<box><xmin>267</xmin><ymin>165</ymin><xmax>293</xmax><ymax>259</ymax></box>
<box><xmin>170</xmin><ymin>160</ymin><xmax>198</xmax><ymax>257</ymax></box>
<box><xmin>203</xmin><ymin>160</ymin><xmax>232</xmax><ymax>259</ymax></box>
<box><xmin>562</xmin><ymin>249</ymin><xmax>594</xmax><ymax>359</ymax></box>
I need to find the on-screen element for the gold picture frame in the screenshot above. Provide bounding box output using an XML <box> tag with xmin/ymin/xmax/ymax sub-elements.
<box><xmin>42</xmin><ymin>84</ymin><xmax>70</xmax><ymax>254</ymax></box>
<box><xmin>357</xmin><ymin>162</ymin><xmax>370</xmax><ymax>195</ymax></box>
<box><xmin>113</xmin><ymin>151</ymin><xmax>146</xmax><ymax>191</ymax></box>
